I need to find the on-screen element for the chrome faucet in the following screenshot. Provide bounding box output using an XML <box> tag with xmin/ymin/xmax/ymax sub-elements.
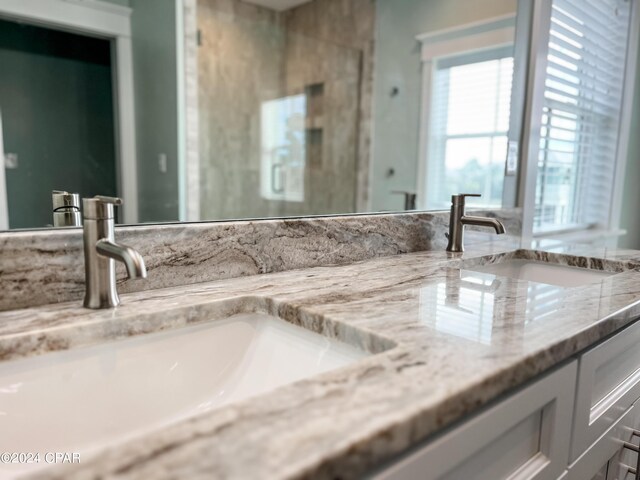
<box><xmin>82</xmin><ymin>196</ymin><xmax>147</xmax><ymax>309</ymax></box>
<box><xmin>52</xmin><ymin>190</ymin><xmax>82</xmax><ymax>227</ymax></box>
<box><xmin>445</xmin><ymin>194</ymin><xmax>506</xmax><ymax>253</ymax></box>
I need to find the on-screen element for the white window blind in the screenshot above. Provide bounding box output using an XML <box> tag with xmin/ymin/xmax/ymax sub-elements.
<box><xmin>426</xmin><ymin>48</ymin><xmax>514</xmax><ymax>210</ymax></box>
<box><xmin>534</xmin><ymin>0</ymin><xmax>632</xmax><ymax>233</ymax></box>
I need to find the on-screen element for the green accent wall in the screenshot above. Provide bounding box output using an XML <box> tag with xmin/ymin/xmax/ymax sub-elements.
<box><xmin>0</xmin><ymin>19</ymin><xmax>116</xmax><ymax>229</ymax></box>
<box><xmin>131</xmin><ymin>0</ymin><xmax>180</xmax><ymax>222</ymax></box>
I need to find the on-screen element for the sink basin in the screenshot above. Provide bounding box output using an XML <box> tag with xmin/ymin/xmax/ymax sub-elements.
<box><xmin>0</xmin><ymin>311</ymin><xmax>370</xmax><ymax>478</ymax></box>
<box><xmin>466</xmin><ymin>258</ymin><xmax>614</xmax><ymax>287</ymax></box>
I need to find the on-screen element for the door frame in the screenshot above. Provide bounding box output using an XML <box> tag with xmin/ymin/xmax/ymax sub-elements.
<box><xmin>0</xmin><ymin>0</ymin><xmax>138</xmax><ymax>225</ymax></box>
<box><xmin>0</xmin><ymin>109</ymin><xmax>8</xmax><ymax>229</ymax></box>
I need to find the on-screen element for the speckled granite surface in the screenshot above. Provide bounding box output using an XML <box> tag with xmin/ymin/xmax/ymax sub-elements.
<box><xmin>0</xmin><ymin>209</ymin><xmax>521</xmax><ymax>312</ymax></box>
<box><xmin>2</xmin><ymin>237</ymin><xmax>640</xmax><ymax>479</ymax></box>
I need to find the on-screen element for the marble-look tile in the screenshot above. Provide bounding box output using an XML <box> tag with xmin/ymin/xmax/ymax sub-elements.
<box><xmin>282</xmin><ymin>0</ymin><xmax>376</xmax><ymax>212</ymax></box>
<box><xmin>0</xmin><ymin>209</ymin><xmax>521</xmax><ymax>312</ymax></box>
<box><xmin>3</xmin><ymin>241</ymin><xmax>640</xmax><ymax>480</ymax></box>
<box><xmin>196</xmin><ymin>0</ymin><xmax>375</xmax><ymax>220</ymax></box>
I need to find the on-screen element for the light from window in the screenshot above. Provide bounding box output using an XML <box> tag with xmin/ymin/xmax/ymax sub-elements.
<box><xmin>534</xmin><ymin>0</ymin><xmax>631</xmax><ymax>233</ymax></box>
<box><xmin>426</xmin><ymin>53</ymin><xmax>514</xmax><ymax>210</ymax></box>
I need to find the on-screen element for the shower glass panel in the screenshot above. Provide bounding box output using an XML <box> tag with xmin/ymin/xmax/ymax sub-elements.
<box><xmin>197</xmin><ymin>0</ymin><xmax>362</xmax><ymax>220</ymax></box>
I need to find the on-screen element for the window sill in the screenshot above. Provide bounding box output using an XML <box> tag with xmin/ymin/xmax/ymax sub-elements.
<box><xmin>532</xmin><ymin>228</ymin><xmax>627</xmax><ymax>248</ymax></box>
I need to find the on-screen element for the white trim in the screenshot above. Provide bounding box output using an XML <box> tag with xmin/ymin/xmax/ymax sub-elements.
<box><xmin>182</xmin><ymin>0</ymin><xmax>200</xmax><ymax>221</ymax></box>
<box><xmin>176</xmin><ymin>0</ymin><xmax>186</xmax><ymax>222</ymax></box>
<box><xmin>114</xmin><ymin>36</ymin><xmax>138</xmax><ymax>224</ymax></box>
<box><xmin>416</xmin><ymin>14</ymin><xmax>516</xmax><ymax>43</ymax></box>
<box><xmin>610</xmin><ymin>0</ymin><xmax>640</xmax><ymax>234</ymax></box>
<box><xmin>417</xmin><ymin>14</ymin><xmax>516</xmax><ymax>62</ymax></box>
<box><xmin>517</xmin><ymin>0</ymin><xmax>553</xmax><ymax>243</ymax></box>
<box><xmin>416</xmin><ymin>60</ymin><xmax>434</xmax><ymax>211</ymax></box>
<box><xmin>419</xmin><ymin>27</ymin><xmax>515</xmax><ymax>62</ymax></box>
<box><xmin>415</xmin><ymin>15</ymin><xmax>516</xmax><ymax>210</ymax></box>
<box><xmin>0</xmin><ymin>109</ymin><xmax>9</xmax><ymax>229</ymax></box>
<box><xmin>0</xmin><ymin>0</ymin><xmax>138</xmax><ymax>224</ymax></box>
<box><xmin>62</xmin><ymin>0</ymin><xmax>132</xmax><ymax>17</ymax></box>
<box><xmin>0</xmin><ymin>0</ymin><xmax>130</xmax><ymax>37</ymax></box>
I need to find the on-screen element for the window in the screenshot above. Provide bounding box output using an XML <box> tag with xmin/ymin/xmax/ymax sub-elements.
<box><xmin>417</xmin><ymin>16</ymin><xmax>517</xmax><ymax>211</ymax></box>
<box><xmin>427</xmin><ymin>50</ymin><xmax>514</xmax><ymax>209</ymax></box>
<box><xmin>533</xmin><ymin>0</ymin><xmax>632</xmax><ymax>233</ymax></box>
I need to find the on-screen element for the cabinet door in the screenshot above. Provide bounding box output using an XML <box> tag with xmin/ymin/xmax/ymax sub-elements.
<box><xmin>591</xmin><ymin>463</ymin><xmax>609</xmax><ymax>480</ymax></box>
<box><xmin>606</xmin><ymin>418</ymin><xmax>640</xmax><ymax>480</ymax></box>
<box><xmin>607</xmin><ymin>448</ymin><xmax>637</xmax><ymax>480</ymax></box>
<box><xmin>370</xmin><ymin>362</ymin><xmax>577</xmax><ymax>480</ymax></box>
<box><xmin>573</xmin><ymin>319</ymin><xmax>640</xmax><ymax>460</ymax></box>
<box><xmin>568</xmin><ymin>405</ymin><xmax>639</xmax><ymax>480</ymax></box>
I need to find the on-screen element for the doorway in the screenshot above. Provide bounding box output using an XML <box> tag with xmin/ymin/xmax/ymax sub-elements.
<box><xmin>0</xmin><ymin>18</ymin><xmax>117</xmax><ymax>229</ymax></box>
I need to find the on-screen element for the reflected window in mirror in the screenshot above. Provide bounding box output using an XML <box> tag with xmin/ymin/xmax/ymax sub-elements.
<box><xmin>417</xmin><ymin>15</ymin><xmax>517</xmax><ymax>211</ymax></box>
<box><xmin>428</xmin><ymin>51</ymin><xmax>514</xmax><ymax>210</ymax></box>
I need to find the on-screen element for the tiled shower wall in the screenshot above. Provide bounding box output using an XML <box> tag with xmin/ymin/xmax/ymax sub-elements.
<box><xmin>195</xmin><ymin>0</ymin><xmax>375</xmax><ymax>220</ymax></box>
<box><xmin>282</xmin><ymin>0</ymin><xmax>375</xmax><ymax>212</ymax></box>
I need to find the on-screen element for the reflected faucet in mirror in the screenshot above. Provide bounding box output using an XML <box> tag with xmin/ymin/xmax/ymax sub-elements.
<box><xmin>392</xmin><ymin>191</ymin><xmax>417</xmax><ymax>211</ymax></box>
<box><xmin>82</xmin><ymin>196</ymin><xmax>147</xmax><ymax>309</ymax></box>
<box><xmin>446</xmin><ymin>194</ymin><xmax>506</xmax><ymax>253</ymax></box>
<box><xmin>51</xmin><ymin>190</ymin><xmax>81</xmax><ymax>227</ymax></box>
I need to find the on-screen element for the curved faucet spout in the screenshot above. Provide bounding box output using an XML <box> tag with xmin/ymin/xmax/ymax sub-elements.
<box><xmin>446</xmin><ymin>193</ymin><xmax>507</xmax><ymax>252</ymax></box>
<box><xmin>460</xmin><ymin>215</ymin><xmax>506</xmax><ymax>234</ymax></box>
<box><xmin>96</xmin><ymin>239</ymin><xmax>148</xmax><ymax>279</ymax></box>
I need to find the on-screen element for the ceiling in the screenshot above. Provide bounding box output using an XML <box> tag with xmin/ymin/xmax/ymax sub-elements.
<box><xmin>241</xmin><ymin>0</ymin><xmax>312</xmax><ymax>11</ymax></box>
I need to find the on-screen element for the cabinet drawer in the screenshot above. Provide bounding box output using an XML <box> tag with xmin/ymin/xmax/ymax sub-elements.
<box><xmin>370</xmin><ymin>361</ymin><xmax>577</xmax><ymax>480</ymax></box>
<box><xmin>606</xmin><ymin>399</ymin><xmax>640</xmax><ymax>480</ymax></box>
<box><xmin>567</xmin><ymin>404</ymin><xmax>640</xmax><ymax>480</ymax></box>
<box><xmin>572</xmin><ymin>319</ymin><xmax>640</xmax><ymax>461</ymax></box>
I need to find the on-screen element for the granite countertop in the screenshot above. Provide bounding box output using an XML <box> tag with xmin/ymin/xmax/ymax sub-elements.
<box><xmin>3</xmin><ymin>238</ymin><xmax>640</xmax><ymax>479</ymax></box>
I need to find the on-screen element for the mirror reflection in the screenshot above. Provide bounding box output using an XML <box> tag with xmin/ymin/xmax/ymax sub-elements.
<box><xmin>0</xmin><ymin>0</ymin><xmax>522</xmax><ymax>229</ymax></box>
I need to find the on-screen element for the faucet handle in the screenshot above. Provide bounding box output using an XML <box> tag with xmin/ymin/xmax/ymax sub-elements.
<box><xmin>451</xmin><ymin>193</ymin><xmax>481</xmax><ymax>205</ymax></box>
<box><xmin>83</xmin><ymin>195</ymin><xmax>123</xmax><ymax>220</ymax></box>
<box><xmin>93</xmin><ymin>195</ymin><xmax>123</xmax><ymax>206</ymax></box>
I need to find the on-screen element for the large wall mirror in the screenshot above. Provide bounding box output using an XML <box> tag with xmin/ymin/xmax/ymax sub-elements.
<box><xmin>0</xmin><ymin>0</ymin><xmax>637</xmax><ymax>236</ymax></box>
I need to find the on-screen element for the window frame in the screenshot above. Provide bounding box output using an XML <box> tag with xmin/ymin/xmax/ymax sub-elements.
<box><xmin>518</xmin><ymin>0</ymin><xmax>640</xmax><ymax>241</ymax></box>
<box><xmin>416</xmin><ymin>14</ymin><xmax>517</xmax><ymax>211</ymax></box>
<box><xmin>429</xmin><ymin>52</ymin><xmax>514</xmax><ymax>210</ymax></box>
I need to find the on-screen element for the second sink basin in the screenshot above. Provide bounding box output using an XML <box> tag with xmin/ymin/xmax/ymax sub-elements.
<box><xmin>0</xmin><ymin>302</ymin><xmax>387</xmax><ymax>478</ymax></box>
<box><xmin>464</xmin><ymin>252</ymin><xmax>618</xmax><ymax>287</ymax></box>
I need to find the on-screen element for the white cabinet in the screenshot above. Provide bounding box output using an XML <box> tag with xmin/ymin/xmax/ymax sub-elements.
<box><xmin>591</xmin><ymin>464</ymin><xmax>608</xmax><ymax>480</ymax></box>
<box><xmin>604</xmin><ymin>400</ymin><xmax>640</xmax><ymax>480</ymax></box>
<box><xmin>369</xmin><ymin>319</ymin><xmax>640</xmax><ymax>480</ymax></box>
<box><xmin>370</xmin><ymin>362</ymin><xmax>577</xmax><ymax>480</ymax></box>
<box><xmin>572</xmin><ymin>320</ymin><xmax>640</xmax><ymax>461</ymax></box>
<box><xmin>567</xmin><ymin>404</ymin><xmax>640</xmax><ymax>480</ymax></box>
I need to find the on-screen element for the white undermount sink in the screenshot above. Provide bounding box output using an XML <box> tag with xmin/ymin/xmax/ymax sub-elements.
<box><xmin>467</xmin><ymin>258</ymin><xmax>614</xmax><ymax>287</ymax></box>
<box><xmin>0</xmin><ymin>311</ymin><xmax>371</xmax><ymax>478</ymax></box>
